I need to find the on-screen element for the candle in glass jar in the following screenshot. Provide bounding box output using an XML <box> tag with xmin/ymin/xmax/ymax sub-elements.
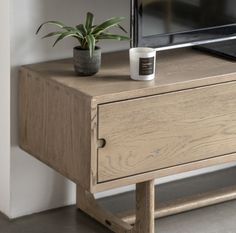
<box><xmin>129</xmin><ymin>47</ymin><xmax>156</xmax><ymax>81</ymax></box>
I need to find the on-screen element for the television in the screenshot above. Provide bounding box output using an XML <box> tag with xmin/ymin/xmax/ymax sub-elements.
<box><xmin>131</xmin><ymin>0</ymin><xmax>236</xmax><ymax>57</ymax></box>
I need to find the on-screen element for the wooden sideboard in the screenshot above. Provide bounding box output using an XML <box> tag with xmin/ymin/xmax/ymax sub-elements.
<box><xmin>19</xmin><ymin>48</ymin><xmax>236</xmax><ymax>233</ymax></box>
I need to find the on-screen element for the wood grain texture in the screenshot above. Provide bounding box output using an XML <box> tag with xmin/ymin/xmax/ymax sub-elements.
<box><xmin>19</xmin><ymin>68</ymin><xmax>96</xmax><ymax>191</ymax></box>
<box><xmin>19</xmin><ymin>48</ymin><xmax>236</xmax><ymax>233</ymax></box>
<box><xmin>19</xmin><ymin>48</ymin><xmax>236</xmax><ymax>192</ymax></box>
<box><xmin>135</xmin><ymin>180</ymin><xmax>155</xmax><ymax>233</ymax></box>
<box><xmin>77</xmin><ymin>180</ymin><xmax>155</xmax><ymax>233</ymax></box>
<box><xmin>94</xmin><ymin>152</ymin><xmax>236</xmax><ymax>192</ymax></box>
<box><xmin>77</xmin><ymin>185</ymin><xmax>133</xmax><ymax>233</ymax></box>
<box><xmin>24</xmin><ymin>49</ymin><xmax>236</xmax><ymax>105</ymax></box>
<box><xmin>119</xmin><ymin>185</ymin><xmax>236</xmax><ymax>224</ymax></box>
<box><xmin>98</xmin><ymin>82</ymin><xmax>236</xmax><ymax>182</ymax></box>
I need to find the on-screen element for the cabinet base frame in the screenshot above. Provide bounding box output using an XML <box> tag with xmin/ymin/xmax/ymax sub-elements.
<box><xmin>77</xmin><ymin>182</ymin><xmax>236</xmax><ymax>233</ymax></box>
<box><xmin>119</xmin><ymin>185</ymin><xmax>236</xmax><ymax>224</ymax></box>
<box><xmin>77</xmin><ymin>180</ymin><xmax>155</xmax><ymax>233</ymax></box>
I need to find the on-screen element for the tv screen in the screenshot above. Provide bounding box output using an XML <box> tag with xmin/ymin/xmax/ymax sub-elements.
<box><xmin>132</xmin><ymin>0</ymin><xmax>236</xmax><ymax>50</ymax></box>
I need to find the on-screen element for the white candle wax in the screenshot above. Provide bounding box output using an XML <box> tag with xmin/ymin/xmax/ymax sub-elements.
<box><xmin>129</xmin><ymin>47</ymin><xmax>156</xmax><ymax>81</ymax></box>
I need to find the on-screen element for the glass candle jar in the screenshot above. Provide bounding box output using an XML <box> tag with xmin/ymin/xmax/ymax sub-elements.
<box><xmin>129</xmin><ymin>47</ymin><xmax>156</xmax><ymax>81</ymax></box>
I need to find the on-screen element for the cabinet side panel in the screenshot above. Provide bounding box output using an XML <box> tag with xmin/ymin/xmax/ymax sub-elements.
<box><xmin>19</xmin><ymin>68</ymin><xmax>93</xmax><ymax>191</ymax></box>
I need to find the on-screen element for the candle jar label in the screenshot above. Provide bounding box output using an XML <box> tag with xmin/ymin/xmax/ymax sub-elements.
<box><xmin>139</xmin><ymin>57</ymin><xmax>154</xmax><ymax>75</ymax></box>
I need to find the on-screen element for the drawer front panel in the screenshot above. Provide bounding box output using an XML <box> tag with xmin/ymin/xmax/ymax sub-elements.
<box><xmin>98</xmin><ymin>82</ymin><xmax>236</xmax><ymax>182</ymax></box>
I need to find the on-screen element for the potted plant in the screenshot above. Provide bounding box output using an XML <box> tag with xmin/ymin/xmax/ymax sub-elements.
<box><xmin>36</xmin><ymin>12</ymin><xmax>129</xmax><ymax>76</ymax></box>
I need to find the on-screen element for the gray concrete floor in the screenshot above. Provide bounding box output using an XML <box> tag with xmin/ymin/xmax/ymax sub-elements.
<box><xmin>1</xmin><ymin>201</ymin><xmax>236</xmax><ymax>233</ymax></box>
<box><xmin>1</xmin><ymin>167</ymin><xmax>236</xmax><ymax>233</ymax></box>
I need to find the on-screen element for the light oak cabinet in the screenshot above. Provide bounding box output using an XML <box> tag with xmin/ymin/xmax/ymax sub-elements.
<box><xmin>98</xmin><ymin>83</ymin><xmax>236</xmax><ymax>182</ymax></box>
<box><xmin>19</xmin><ymin>49</ymin><xmax>236</xmax><ymax>233</ymax></box>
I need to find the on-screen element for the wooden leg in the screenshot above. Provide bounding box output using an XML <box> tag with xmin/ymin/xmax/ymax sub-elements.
<box><xmin>118</xmin><ymin>185</ymin><xmax>236</xmax><ymax>225</ymax></box>
<box><xmin>76</xmin><ymin>180</ymin><xmax>155</xmax><ymax>233</ymax></box>
<box><xmin>135</xmin><ymin>180</ymin><xmax>155</xmax><ymax>233</ymax></box>
<box><xmin>77</xmin><ymin>185</ymin><xmax>133</xmax><ymax>233</ymax></box>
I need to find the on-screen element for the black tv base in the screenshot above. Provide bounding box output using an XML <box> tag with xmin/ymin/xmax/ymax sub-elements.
<box><xmin>194</xmin><ymin>39</ymin><xmax>236</xmax><ymax>61</ymax></box>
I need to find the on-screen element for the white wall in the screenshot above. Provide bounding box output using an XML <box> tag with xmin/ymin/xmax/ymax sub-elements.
<box><xmin>0</xmin><ymin>0</ymin><xmax>11</xmax><ymax>217</ymax></box>
<box><xmin>10</xmin><ymin>0</ymin><xmax>130</xmax><ymax>218</ymax></box>
<box><xmin>6</xmin><ymin>0</ymin><xmax>236</xmax><ymax>219</ymax></box>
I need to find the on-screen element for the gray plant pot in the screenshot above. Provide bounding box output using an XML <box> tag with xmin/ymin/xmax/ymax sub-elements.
<box><xmin>73</xmin><ymin>46</ymin><xmax>101</xmax><ymax>76</ymax></box>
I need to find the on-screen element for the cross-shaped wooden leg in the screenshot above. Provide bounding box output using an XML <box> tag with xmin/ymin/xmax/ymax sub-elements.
<box><xmin>77</xmin><ymin>180</ymin><xmax>155</xmax><ymax>233</ymax></box>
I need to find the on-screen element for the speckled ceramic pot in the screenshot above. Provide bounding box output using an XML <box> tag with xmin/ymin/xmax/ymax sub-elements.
<box><xmin>73</xmin><ymin>46</ymin><xmax>101</xmax><ymax>76</ymax></box>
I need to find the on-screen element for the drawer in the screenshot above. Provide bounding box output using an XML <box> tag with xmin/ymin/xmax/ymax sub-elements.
<box><xmin>97</xmin><ymin>82</ymin><xmax>236</xmax><ymax>182</ymax></box>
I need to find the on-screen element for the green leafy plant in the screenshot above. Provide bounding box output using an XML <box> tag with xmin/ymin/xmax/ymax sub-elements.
<box><xmin>36</xmin><ymin>12</ymin><xmax>129</xmax><ymax>57</ymax></box>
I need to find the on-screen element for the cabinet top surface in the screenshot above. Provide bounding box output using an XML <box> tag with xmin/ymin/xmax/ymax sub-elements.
<box><xmin>23</xmin><ymin>48</ymin><xmax>236</xmax><ymax>104</ymax></box>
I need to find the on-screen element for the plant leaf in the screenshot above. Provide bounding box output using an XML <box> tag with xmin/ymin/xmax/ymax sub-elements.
<box><xmin>62</xmin><ymin>28</ymin><xmax>83</xmax><ymax>39</ymax></box>
<box><xmin>75</xmin><ymin>30</ymin><xmax>84</xmax><ymax>39</ymax></box>
<box><xmin>117</xmin><ymin>24</ymin><xmax>128</xmax><ymax>33</ymax></box>
<box><xmin>76</xmin><ymin>24</ymin><xmax>87</xmax><ymax>36</ymax></box>
<box><xmin>93</xmin><ymin>17</ymin><xmax>126</xmax><ymax>35</ymax></box>
<box><xmin>36</xmin><ymin>21</ymin><xmax>66</xmax><ymax>34</ymax></box>
<box><xmin>85</xmin><ymin>12</ymin><xmax>94</xmax><ymax>32</ymax></box>
<box><xmin>96</xmin><ymin>33</ymin><xmax>130</xmax><ymax>40</ymax></box>
<box><xmin>41</xmin><ymin>31</ymin><xmax>63</xmax><ymax>39</ymax></box>
<box><xmin>53</xmin><ymin>31</ymin><xmax>80</xmax><ymax>47</ymax></box>
<box><xmin>86</xmin><ymin>34</ymin><xmax>96</xmax><ymax>57</ymax></box>
<box><xmin>62</xmin><ymin>26</ymin><xmax>76</xmax><ymax>31</ymax></box>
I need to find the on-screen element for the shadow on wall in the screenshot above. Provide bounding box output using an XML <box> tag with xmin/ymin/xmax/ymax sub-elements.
<box><xmin>10</xmin><ymin>0</ymin><xmax>130</xmax><ymax>218</ymax></box>
<box><xmin>11</xmin><ymin>0</ymin><xmax>130</xmax><ymax>145</ymax></box>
